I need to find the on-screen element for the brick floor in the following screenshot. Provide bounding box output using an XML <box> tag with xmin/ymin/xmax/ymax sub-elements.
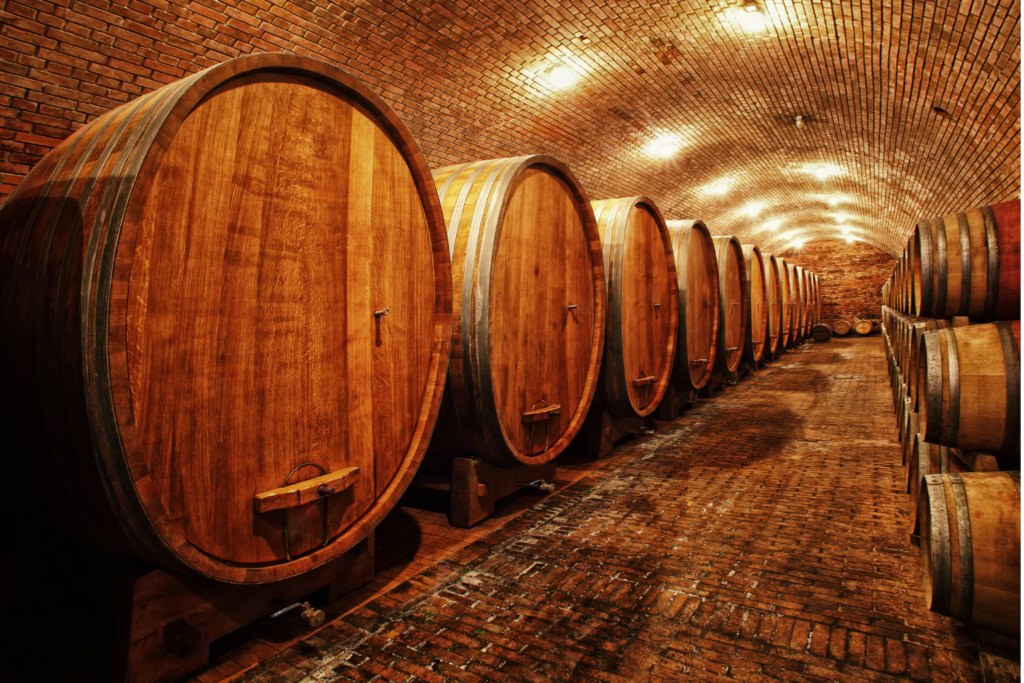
<box><xmin>192</xmin><ymin>337</ymin><xmax>1019</xmax><ymax>682</ymax></box>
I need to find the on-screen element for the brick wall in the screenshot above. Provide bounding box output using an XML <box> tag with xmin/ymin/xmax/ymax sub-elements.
<box><xmin>777</xmin><ymin>240</ymin><xmax>894</xmax><ymax>324</ymax></box>
<box><xmin>0</xmin><ymin>0</ymin><xmax>1019</xmax><ymax>255</ymax></box>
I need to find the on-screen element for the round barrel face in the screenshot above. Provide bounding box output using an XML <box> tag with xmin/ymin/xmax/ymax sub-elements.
<box><xmin>747</xmin><ymin>252</ymin><xmax>766</xmax><ymax>360</ymax></box>
<box><xmin>489</xmin><ymin>166</ymin><xmax>596</xmax><ymax>456</ymax></box>
<box><xmin>779</xmin><ymin>262</ymin><xmax>792</xmax><ymax>344</ymax></box>
<box><xmin>121</xmin><ymin>72</ymin><xmax>439</xmax><ymax>565</ymax></box>
<box><xmin>621</xmin><ymin>205</ymin><xmax>672</xmax><ymax>410</ymax></box>
<box><xmin>678</xmin><ymin>225</ymin><xmax>718</xmax><ymax>388</ymax></box>
<box><xmin>718</xmin><ymin>240</ymin><xmax>744</xmax><ymax>371</ymax></box>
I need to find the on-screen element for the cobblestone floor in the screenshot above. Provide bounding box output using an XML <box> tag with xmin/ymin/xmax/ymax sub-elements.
<box><xmin>193</xmin><ymin>337</ymin><xmax>1019</xmax><ymax>682</ymax></box>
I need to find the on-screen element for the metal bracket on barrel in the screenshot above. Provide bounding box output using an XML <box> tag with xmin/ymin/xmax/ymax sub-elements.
<box><xmin>254</xmin><ymin>463</ymin><xmax>360</xmax><ymax>561</ymax></box>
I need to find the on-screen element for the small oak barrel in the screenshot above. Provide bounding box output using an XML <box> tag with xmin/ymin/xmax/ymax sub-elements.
<box><xmin>917</xmin><ymin>321</ymin><xmax>1021</xmax><ymax>464</ymax></box>
<box><xmin>666</xmin><ymin>220</ymin><xmax>720</xmax><ymax>391</ymax></box>
<box><xmin>918</xmin><ymin>471</ymin><xmax>1021</xmax><ymax>636</ymax></box>
<box><xmin>853</xmin><ymin>320</ymin><xmax>873</xmax><ymax>336</ymax></box>
<box><xmin>779</xmin><ymin>259</ymin><xmax>794</xmax><ymax>347</ymax></box>
<box><xmin>741</xmin><ymin>244</ymin><xmax>768</xmax><ymax>363</ymax></box>
<box><xmin>912</xmin><ymin>200</ymin><xmax>1021</xmax><ymax>321</ymax></box>
<box><xmin>712</xmin><ymin>236</ymin><xmax>748</xmax><ymax>373</ymax></box>
<box><xmin>431</xmin><ymin>156</ymin><xmax>605</xmax><ymax>467</ymax></box>
<box><xmin>833</xmin><ymin>320</ymin><xmax>853</xmax><ymax>336</ymax></box>
<box><xmin>0</xmin><ymin>53</ymin><xmax>453</xmax><ymax>583</ymax></box>
<box><xmin>591</xmin><ymin>197</ymin><xmax>679</xmax><ymax>418</ymax></box>
<box><xmin>811</xmin><ymin>323</ymin><xmax>832</xmax><ymax>342</ymax></box>
<box><xmin>762</xmin><ymin>253</ymin><xmax>783</xmax><ymax>355</ymax></box>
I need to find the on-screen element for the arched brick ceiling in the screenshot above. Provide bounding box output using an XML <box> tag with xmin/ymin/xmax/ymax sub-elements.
<box><xmin>1</xmin><ymin>0</ymin><xmax>1019</xmax><ymax>255</ymax></box>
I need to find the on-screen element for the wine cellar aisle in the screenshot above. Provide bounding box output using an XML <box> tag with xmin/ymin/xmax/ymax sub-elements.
<box><xmin>205</xmin><ymin>336</ymin><xmax>1013</xmax><ymax>683</ymax></box>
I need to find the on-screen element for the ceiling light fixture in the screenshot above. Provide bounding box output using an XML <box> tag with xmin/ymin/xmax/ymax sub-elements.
<box><xmin>802</xmin><ymin>163</ymin><xmax>842</xmax><ymax>180</ymax></box>
<box><xmin>542</xmin><ymin>63</ymin><xmax>579</xmax><ymax>90</ymax></box>
<box><xmin>795</xmin><ymin>115</ymin><xmax>805</xmax><ymax>129</ymax></box>
<box><xmin>645</xmin><ymin>133</ymin><xmax>683</xmax><ymax>158</ymax></box>
<box><xmin>706</xmin><ymin>179</ymin><xmax>732</xmax><ymax>194</ymax></box>
<box><xmin>762</xmin><ymin>219</ymin><xmax>781</xmax><ymax>231</ymax></box>
<box><xmin>744</xmin><ymin>1</ymin><xmax>759</xmax><ymax>11</ymax></box>
<box><xmin>740</xmin><ymin>202</ymin><xmax>764</xmax><ymax>217</ymax></box>
<box><xmin>827</xmin><ymin>195</ymin><xmax>847</xmax><ymax>206</ymax></box>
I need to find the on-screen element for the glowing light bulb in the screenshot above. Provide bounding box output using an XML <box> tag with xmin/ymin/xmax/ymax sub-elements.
<box><xmin>761</xmin><ymin>219</ymin><xmax>781</xmax><ymax>231</ymax></box>
<box><xmin>827</xmin><ymin>195</ymin><xmax>847</xmax><ymax>206</ymax></box>
<box><xmin>740</xmin><ymin>202</ymin><xmax>764</xmax><ymax>217</ymax></box>
<box><xmin>542</xmin><ymin>64</ymin><xmax>578</xmax><ymax>90</ymax></box>
<box><xmin>646</xmin><ymin>133</ymin><xmax>682</xmax><ymax>158</ymax></box>
<box><xmin>706</xmin><ymin>180</ymin><xmax>732</xmax><ymax>194</ymax></box>
<box><xmin>802</xmin><ymin>163</ymin><xmax>843</xmax><ymax>180</ymax></box>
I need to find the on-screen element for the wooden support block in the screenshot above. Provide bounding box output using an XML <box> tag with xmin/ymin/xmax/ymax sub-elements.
<box><xmin>116</xmin><ymin>533</ymin><xmax>374</xmax><ymax>683</ymax></box>
<box><xmin>585</xmin><ymin>409</ymin><xmax>644</xmax><ymax>459</ymax></box>
<box><xmin>450</xmin><ymin>458</ymin><xmax>557</xmax><ymax>528</ymax></box>
<box><xmin>657</xmin><ymin>384</ymin><xmax>697</xmax><ymax>421</ymax></box>
<box><xmin>699</xmin><ymin>370</ymin><xmax>727</xmax><ymax>398</ymax></box>
<box><xmin>979</xmin><ymin>652</ymin><xmax>1021</xmax><ymax>683</ymax></box>
<box><xmin>951</xmin><ymin>316</ymin><xmax>971</xmax><ymax>328</ymax></box>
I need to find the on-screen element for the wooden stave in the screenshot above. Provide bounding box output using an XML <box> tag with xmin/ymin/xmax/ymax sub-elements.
<box><xmin>741</xmin><ymin>244</ymin><xmax>768</xmax><ymax>363</ymax></box>
<box><xmin>762</xmin><ymin>253</ymin><xmax>783</xmax><ymax>355</ymax></box>
<box><xmin>912</xmin><ymin>200</ymin><xmax>1021</xmax><ymax>322</ymax></box>
<box><xmin>591</xmin><ymin>197</ymin><xmax>679</xmax><ymax>418</ymax></box>
<box><xmin>918</xmin><ymin>471</ymin><xmax>1021</xmax><ymax>635</ymax></box>
<box><xmin>666</xmin><ymin>220</ymin><xmax>720</xmax><ymax>391</ymax></box>
<box><xmin>432</xmin><ymin>155</ymin><xmax>606</xmax><ymax>467</ymax></box>
<box><xmin>0</xmin><ymin>53</ymin><xmax>454</xmax><ymax>584</ymax></box>
<box><xmin>712</xmin><ymin>236</ymin><xmax>748</xmax><ymax>373</ymax></box>
<box><xmin>917</xmin><ymin>321</ymin><xmax>1021</xmax><ymax>463</ymax></box>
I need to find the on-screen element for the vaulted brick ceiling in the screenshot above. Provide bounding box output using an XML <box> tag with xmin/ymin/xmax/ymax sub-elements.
<box><xmin>1</xmin><ymin>1</ymin><xmax>1020</xmax><ymax>255</ymax></box>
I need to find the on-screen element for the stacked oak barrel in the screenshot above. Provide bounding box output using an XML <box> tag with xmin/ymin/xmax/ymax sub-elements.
<box><xmin>880</xmin><ymin>199</ymin><xmax>1021</xmax><ymax>637</ymax></box>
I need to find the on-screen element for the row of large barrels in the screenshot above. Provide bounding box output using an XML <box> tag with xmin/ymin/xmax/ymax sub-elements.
<box><xmin>882</xmin><ymin>303</ymin><xmax>1020</xmax><ymax>636</ymax></box>
<box><xmin>882</xmin><ymin>199</ymin><xmax>1020</xmax><ymax>322</ymax></box>
<box><xmin>0</xmin><ymin>54</ymin><xmax>823</xmax><ymax>585</ymax></box>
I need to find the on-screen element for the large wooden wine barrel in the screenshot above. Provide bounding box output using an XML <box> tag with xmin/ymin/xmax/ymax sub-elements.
<box><xmin>796</xmin><ymin>266</ymin><xmax>809</xmax><ymax>338</ymax></box>
<box><xmin>666</xmin><ymin>220</ymin><xmax>719</xmax><ymax>391</ymax></box>
<box><xmin>853</xmin><ymin>320</ymin><xmax>873</xmax><ymax>336</ymax></box>
<box><xmin>787</xmin><ymin>262</ymin><xmax>803</xmax><ymax>344</ymax></box>
<box><xmin>762</xmin><ymin>253</ymin><xmax>783</xmax><ymax>355</ymax></box>
<box><xmin>0</xmin><ymin>53</ymin><xmax>453</xmax><ymax>583</ymax></box>
<box><xmin>919</xmin><ymin>471</ymin><xmax>1021</xmax><ymax>635</ymax></box>
<box><xmin>591</xmin><ymin>197</ymin><xmax>678</xmax><ymax>418</ymax></box>
<box><xmin>431</xmin><ymin>155</ymin><xmax>605</xmax><ymax>467</ymax></box>
<box><xmin>917</xmin><ymin>321</ymin><xmax>1020</xmax><ymax>463</ymax></box>
<box><xmin>741</xmin><ymin>244</ymin><xmax>768</xmax><ymax>364</ymax></box>
<box><xmin>712</xmin><ymin>236</ymin><xmax>748</xmax><ymax>373</ymax></box>
<box><xmin>912</xmin><ymin>200</ymin><xmax>1021</xmax><ymax>321</ymax></box>
<box><xmin>811</xmin><ymin>323</ymin><xmax>832</xmax><ymax>342</ymax></box>
<box><xmin>833</xmin><ymin>320</ymin><xmax>852</xmax><ymax>336</ymax></box>
<box><xmin>779</xmin><ymin>259</ymin><xmax>794</xmax><ymax>347</ymax></box>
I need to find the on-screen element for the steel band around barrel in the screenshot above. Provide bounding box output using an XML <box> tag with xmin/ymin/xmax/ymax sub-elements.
<box><xmin>948</xmin><ymin>473</ymin><xmax>975</xmax><ymax>624</ymax></box>
<box><xmin>956</xmin><ymin>212</ymin><xmax>972</xmax><ymax>316</ymax></box>
<box><xmin>923</xmin><ymin>473</ymin><xmax>953</xmax><ymax>615</ymax></box>
<box><xmin>996</xmin><ymin>322</ymin><xmax>1020</xmax><ymax>457</ymax></box>
<box><xmin>982</xmin><ymin>205</ymin><xmax>1000</xmax><ymax>322</ymax></box>
<box><xmin>942</xmin><ymin>329</ymin><xmax>961</xmax><ymax>448</ymax></box>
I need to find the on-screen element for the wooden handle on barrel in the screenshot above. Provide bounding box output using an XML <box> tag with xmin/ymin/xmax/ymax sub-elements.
<box><xmin>521</xmin><ymin>404</ymin><xmax>562</xmax><ymax>423</ymax></box>
<box><xmin>254</xmin><ymin>467</ymin><xmax>360</xmax><ymax>513</ymax></box>
<box><xmin>632</xmin><ymin>376</ymin><xmax>657</xmax><ymax>387</ymax></box>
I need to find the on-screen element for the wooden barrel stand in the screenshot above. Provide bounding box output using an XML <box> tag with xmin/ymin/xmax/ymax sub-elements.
<box><xmin>585</xmin><ymin>410</ymin><xmax>649</xmax><ymax>459</ymax></box>
<box><xmin>450</xmin><ymin>459</ymin><xmax>557</xmax><ymax>529</ymax></box>
<box><xmin>656</xmin><ymin>383</ymin><xmax>699</xmax><ymax>421</ymax></box>
<box><xmin>115</xmin><ymin>534</ymin><xmax>374</xmax><ymax>683</ymax></box>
